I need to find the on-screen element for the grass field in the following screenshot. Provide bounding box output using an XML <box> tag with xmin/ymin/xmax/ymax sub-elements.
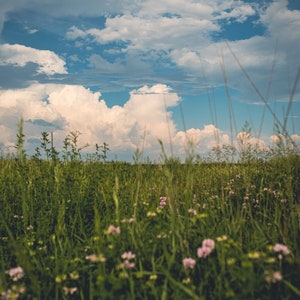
<box><xmin>0</xmin><ymin>129</ymin><xmax>300</xmax><ymax>299</ymax></box>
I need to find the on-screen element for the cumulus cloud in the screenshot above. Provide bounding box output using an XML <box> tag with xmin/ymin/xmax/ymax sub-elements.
<box><xmin>174</xmin><ymin>125</ymin><xmax>230</xmax><ymax>154</ymax></box>
<box><xmin>1</xmin><ymin>0</ymin><xmax>299</xmax><ymax>158</ymax></box>
<box><xmin>1</xmin><ymin>82</ymin><xmax>297</xmax><ymax>159</ymax></box>
<box><xmin>0</xmin><ymin>81</ymin><xmax>241</xmax><ymax>159</ymax></box>
<box><xmin>0</xmin><ymin>83</ymin><xmax>181</xmax><ymax>156</ymax></box>
<box><xmin>0</xmin><ymin>44</ymin><xmax>67</xmax><ymax>75</ymax></box>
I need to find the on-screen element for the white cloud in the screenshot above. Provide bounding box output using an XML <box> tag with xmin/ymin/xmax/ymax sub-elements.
<box><xmin>1</xmin><ymin>82</ymin><xmax>297</xmax><ymax>159</ymax></box>
<box><xmin>260</xmin><ymin>0</ymin><xmax>300</xmax><ymax>56</ymax></box>
<box><xmin>0</xmin><ymin>83</ymin><xmax>180</xmax><ymax>156</ymax></box>
<box><xmin>173</xmin><ymin>125</ymin><xmax>230</xmax><ymax>154</ymax></box>
<box><xmin>63</xmin><ymin>1</ymin><xmax>300</xmax><ymax>102</ymax></box>
<box><xmin>67</xmin><ymin>15</ymin><xmax>218</xmax><ymax>51</ymax></box>
<box><xmin>0</xmin><ymin>44</ymin><xmax>67</xmax><ymax>75</ymax></box>
<box><xmin>215</xmin><ymin>3</ymin><xmax>256</xmax><ymax>23</ymax></box>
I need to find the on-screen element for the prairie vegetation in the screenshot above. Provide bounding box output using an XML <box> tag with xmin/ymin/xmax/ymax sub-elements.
<box><xmin>0</xmin><ymin>127</ymin><xmax>299</xmax><ymax>299</ymax></box>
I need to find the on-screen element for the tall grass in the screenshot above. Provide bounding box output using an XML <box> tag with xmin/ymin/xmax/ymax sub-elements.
<box><xmin>1</xmin><ymin>45</ymin><xmax>300</xmax><ymax>298</ymax></box>
<box><xmin>0</xmin><ymin>127</ymin><xmax>299</xmax><ymax>299</ymax></box>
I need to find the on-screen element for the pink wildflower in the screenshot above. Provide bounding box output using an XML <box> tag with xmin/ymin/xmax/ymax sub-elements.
<box><xmin>202</xmin><ymin>239</ymin><xmax>215</xmax><ymax>250</ymax></box>
<box><xmin>63</xmin><ymin>287</ymin><xmax>78</xmax><ymax>295</ymax></box>
<box><xmin>106</xmin><ymin>225</ymin><xmax>121</xmax><ymax>235</ymax></box>
<box><xmin>273</xmin><ymin>243</ymin><xmax>290</xmax><ymax>256</ymax></box>
<box><xmin>265</xmin><ymin>270</ymin><xmax>282</xmax><ymax>283</ymax></box>
<box><xmin>197</xmin><ymin>239</ymin><xmax>215</xmax><ymax>258</ymax></box>
<box><xmin>121</xmin><ymin>218</ymin><xmax>135</xmax><ymax>223</ymax></box>
<box><xmin>1</xmin><ymin>285</ymin><xmax>26</xmax><ymax>300</ymax></box>
<box><xmin>188</xmin><ymin>208</ymin><xmax>197</xmax><ymax>215</ymax></box>
<box><xmin>85</xmin><ymin>254</ymin><xmax>106</xmax><ymax>263</ymax></box>
<box><xmin>120</xmin><ymin>260</ymin><xmax>135</xmax><ymax>269</ymax></box>
<box><xmin>6</xmin><ymin>266</ymin><xmax>24</xmax><ymax>281</ymax></box>
<box><xmin>158</xmin><ymin>197</ymin><xmax>167</xmax><ymax>209</ymax></box>
<box><xmin>120</xmin><ymin>251</ymin><xmax>136</xmax><ymax>269</ymax></box>
<box><xmin>121</xmin><ymin>251</ymin><xmax>136</xmax><ymax>260</ymax></box>
<box><xmin>183</xmin><ymin>258</ymin><xmax>196</xmax><ymax>270</ymax></box>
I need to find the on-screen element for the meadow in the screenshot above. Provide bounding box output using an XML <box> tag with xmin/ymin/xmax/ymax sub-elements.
<box><xmin>0</xmin><ymin>129</ymin><xmax>300</xmax><ymax>300</ymax></box>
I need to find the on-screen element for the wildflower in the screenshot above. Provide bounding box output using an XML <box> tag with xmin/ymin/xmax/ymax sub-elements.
<box><xmin>120</xmin><ymin>251</ymin><xmax>135</xmax><ymax>269</ymax></box>
<box><xmin>265</xmin><ymin>270</ymin><xmax>282</xmax><ymax>283</ymax></box>
<box><xmin>69</xmin><ymin>271</ymin><xmax>79</xmax><ymax>280</ymax></box>
<box><xmin>6</xmin><ymin>267</ymin><xmax>24</xmax><ymax>282</ymax></box>
<box><xmin>149</xmin><ymin>274</ymin><xmax>157</xmax><ymax>281</ymax></box>
<box><xmin>202</xmin><ymin>239</ymin><xmax>215</xmax><ymax>250</ymax></box>
<box><xmin>63</xmin><ymin>286</ymin><xmax>78</xmax><ymax>295</ymax></box>
<box><xmin>121</xmin><ymin>251</ymin><xmax>136</xmax><ymax>260</ymax></box>
<box><xmin>105</xmin><ymin>225</ymin><xmax>121</xmax><ymax>235</ymax></box>
<box><xmin>119</xmin><ymin>260</ymin><xmax>135</xmax><ymax>269</ymax></box>
<box><xmin>188</xmin><ymin>208</ymin><xmax>197</xmax><ymax>215</ymax></box>
<box><xmin>265</xmin><ymin>257</ymin><xmax>276</xmax><ymax>264</ymax></box>
<box><xmin>183</xmin><ymin>258</ymin><xmax>196</xmax><ymax>270</ymax></box>
<box><xmin>226</xmin><ymin>258</ymin><xmax>236</xmax><ymax>265</ymax></box>
<box><xmin>121</xmin><ymin>218</ymin><xmax>135</xmax><ymax>223</ymax></box>
<box><xmin>273</xmin><ymin>243</ymin><xmax>290</xmax><ymax>256</ymax></box>
<box><xmin>182</xmin><ymin>277</ymin><xmax>191</xmax><ymax>284</ymax></box>
<box><xmin>216</xmin><ymin>235</ymin><xmax>228</xmax><ymax>242</ymax></box>
<box><xmin>147</xmin><ymin>211</ymin><xmax>157</xmax><ymax>217</ymax></box>
<box><xmin>13</xmin><ymin>214</ymin><xmax>24</xmax><ymax>219</ymax></box>
<box><xmin>55</xmin><ymin>274</ymin><xmax>67</xmax><ymax>283</ymax></box>
<box><xmin>1</xmin><ymin>285</ymin><xmax>26</xmax><ymax>300</ymax></box>
<box><xmin>197</xmin><ymin>239</ymin><xmax>215</xmax><ymax>258</ymax></box>
<box><xmin>248</xmin><ymin>251</ymin><xmax>261</xmax><ymax>259</ymax></box>
<box><xmin>157</xmin><ymin>232</ymin><xmax>168</xmax><ymax>239</ymax></box>
<box><xmin>158</xmin><ymin>196</ymin><xmax>167</xmax><ymax>209</ymax></box>
<box><xmin>85</xmin><ymin>254</ymin><xmax>106</xmax><ymax>263</ymax></box>
<box><xmin>197</xmin><ymin>247</ymin><xmax>211</xmax><ymax>258</ymax></box>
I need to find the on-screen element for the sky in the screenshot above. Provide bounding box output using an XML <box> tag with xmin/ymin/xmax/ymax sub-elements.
<box><xmin>0</xmin><ymin>0</ymin><xmax>299</xmax><ymax>161</ymax></box>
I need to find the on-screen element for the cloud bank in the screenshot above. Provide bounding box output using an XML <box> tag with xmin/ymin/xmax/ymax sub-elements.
<box><xmin>0</xmin><ymin>0</ymin><xmax>299</xmax><ymax>160</ymax></box>
<box><xmin>1</xmin><ymin>82</ymin><xmax>297</xmax><ymax>161</ymax></box>
<box><xmin>0</xmin><ymin>82</ymin><xmax>223</xmax><ymax>157</ymax></box>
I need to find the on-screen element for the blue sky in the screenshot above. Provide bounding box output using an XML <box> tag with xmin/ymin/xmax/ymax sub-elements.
<box><xmin>0</xmin><ymin>0</ymin><xmax>299</xmax><ymax>161</ymax></box>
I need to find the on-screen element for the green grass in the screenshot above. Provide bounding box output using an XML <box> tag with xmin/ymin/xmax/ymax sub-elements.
<box><xmin>0</xmin><ymin>135</ymin><xmax>300</xmax><ymax>299</ymax></box>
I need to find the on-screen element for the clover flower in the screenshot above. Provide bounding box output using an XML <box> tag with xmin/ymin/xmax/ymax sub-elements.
<box><xmin>158</xmin><ymin>196</ymin><xmax>167</xmax><ymax>209</ymax></box>
<box><xmin>183</xmin><ymin>257</ymin><xmax>196</xmax><ymax>270</ymax></box>
<box><xmin>85</xmin><ymin>254</ymin><xmax>106</xmax><ymax>263</ymax></box>
<box><xmin>6</xmin><ymin>267</ymin><xmax>24</xmax><ymax>282</ymax></box>
<box><xmin>120</xmin><ymin>260</ymin><xmax>135</xmax><ymax>269</ymax></box>
<box><xmin>121</xmin><ymin>251</ymin><xmax>136</xmax><ymax>260</ymax></box>
<box><xmin>120</xmin><ymin>251</ymin><xmax>136</xmax><ymax>269</ymax></box>
<box><xmin>197</xmin><ymin>239</ymin><xmax>215</xmax><ymax>258</ymax></box>
<box><xmin>265</xmin><ymin>270</ymin><xmax>282</xmax><ymax>283</ymax></box>
<box><xmin>273</xmin><ymin>243</ymin><xmax>290</xmax><ymax>256</ymax></box>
